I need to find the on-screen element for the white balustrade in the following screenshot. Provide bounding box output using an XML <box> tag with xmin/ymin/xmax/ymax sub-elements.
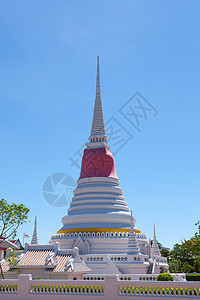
<box><xmin>0</xmin><ymin>274</ymin><xmax>200</xmax><ymax>299</ymax></box>
<box><xmin>0</xmin><ymin>279</ymin><xmax>17</xmax><ymax>294</ymax></box>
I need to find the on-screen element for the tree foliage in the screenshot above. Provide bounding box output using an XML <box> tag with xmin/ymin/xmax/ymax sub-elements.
<box><xmin>6</xmin><ymin>248</ymin><xmax>21</xmax><ymax>272</ymax></box>
<box><xmin>167</xmin><ymin>221</ymin><xmax>200</xmax><ymax>273</ymax></box>
<box><xmin>0</xmin><ymin>198</ymin><xmax>30</xmax><ymax>242</ymax></box>
<box><xmin>182</xmin><ymin>262</ymin><xmax>192</xmax><ymax>273</ymax></box>
<box><xmin>0</xmin><ymin>198</ymin><xmax>29</xmax><ymax>279</ymax></box>
<box><xmin>160</xmin><ymin>249</ymin><xmax>170</xmax><ymax>259</ymax></box>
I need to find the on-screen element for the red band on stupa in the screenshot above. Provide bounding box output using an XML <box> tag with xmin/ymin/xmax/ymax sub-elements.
<box><xmin>79</xmin><ymin>147</ymin><xmax>118</xmax><ymax>180</ymax></box>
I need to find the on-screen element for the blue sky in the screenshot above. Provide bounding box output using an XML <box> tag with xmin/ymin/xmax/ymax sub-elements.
<box><xmin>0</xmin><ymin>1</ymin><xmax>200</xmax><ymax>248</ymax></box>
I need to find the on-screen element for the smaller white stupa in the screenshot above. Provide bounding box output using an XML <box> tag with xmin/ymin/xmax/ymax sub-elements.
<box><xmin>151</xmin><ymin>223</ymin><xmax>161</xmax><ymax>258</ymax></box>
<box><xmin>31</xmin><ymin>216</ymin><xmax>38</xmax><ymax>245</ymax></box>
<box><xmin>126</xmin><ymin>211</ymin><xmax>141</xmax><ymax>255</ymax></box>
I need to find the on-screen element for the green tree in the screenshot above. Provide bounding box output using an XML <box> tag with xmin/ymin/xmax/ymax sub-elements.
<box><xmin>182</xmin><ymin>262</ymin><xmax>193</xmax><ymax>273</ymax></box>
<box><xmin>0</xmin><ymin>199</ymin><xmax>29</xmax><ymax>241</ymax></box>
<box><xmin>195</xmin><ymin>221</ymin><xmax>200</xmax><ymax>236</ymax></box>
<box><xmin>0</xmin><ymin>198</ymin><xmax>29</xmax><ymax>279</ymax></box>
<box><xmin>168</xmin><ymin>257</ymin><xmax>182</xmax><ymax>273</ymax></box>
<box><xmin>6</xmin><ymin>248</ymin><xmax>21</xmax><ymax>273</ymax></box>
<box><xmin>168</xmin><ymin>221</ymin><xmax>200</xmax><ymax>273</ymax></box>
<box><xmin>161</xmin><ymin>249</ymin><xmax>170</xmax><ymax>259</ymax></box>
<box><xmin>194</xmin><ymin>256</ymin><xmax>200</xmax><ymax>273</ymax></box>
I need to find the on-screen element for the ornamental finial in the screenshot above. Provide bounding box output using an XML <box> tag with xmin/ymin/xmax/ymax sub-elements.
<box><xmin>88</xmin><ymin>57</ymin><xmax>108</xmax><ymax>146</ymax></box>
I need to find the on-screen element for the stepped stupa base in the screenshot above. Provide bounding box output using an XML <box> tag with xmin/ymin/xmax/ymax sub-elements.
<box><xmin>50</xmin><ymin>232</ymin><xmax>149</xmax><ymax>255</ymax></box>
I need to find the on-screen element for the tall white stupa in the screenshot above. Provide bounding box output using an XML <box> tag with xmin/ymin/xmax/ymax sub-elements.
<box><xmin>50</xmin><ymin>57</ymin><xmax>146</xmax><ymax>254</ymax></box>
<box><xmin>59</xmin><ymin>57</ymin><xmax>136</xmax><ymax>235</ymax></box>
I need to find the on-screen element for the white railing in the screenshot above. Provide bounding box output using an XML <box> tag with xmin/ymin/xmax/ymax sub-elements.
<box><xmin>30</xmin><ymin>279</ymin><xmax>104</xmax><ymax>294</ymax></box>
<box><xmin>83</xmin><ymin>275</ymin><xmax>105</xmax><ymax>280</ymax></box>
<box><xmin>0</xmin><ymin>274</ymin><xmax>199</xmax><ymax>300</ymax></box>
<box><xmin>119</xmin><ymin>280</ymin><xmax>200</xmax><ymax>297</ymax></box>
<box><xmin>118</xmin><ymin>274</ymin><xmax>158</xmax><ymax>281</ymax></box>
<box><xmin>0</xmin><ymin>279</ymin><xmax>17</xmax><ymax>293</ymax></box>
<box><xmin>83</xmin><ymin>274</ymin><xmax>184</xmax><ymax>282</ymax></box>
<box><xmin>117</xmin><ymin>273</ymin><xmax>186</xmax><ymax>281</ymax></box>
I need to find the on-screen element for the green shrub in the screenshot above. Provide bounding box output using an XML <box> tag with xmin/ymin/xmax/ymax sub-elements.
<box><xmin>157</xmin><ymin>273</ymin><xmax>174</xmax><ymax>281</ymax></box>
<box><xmin>186</xmin><ymin>274</ymin><xmax>200</xmax><ymax>281</ymax></box>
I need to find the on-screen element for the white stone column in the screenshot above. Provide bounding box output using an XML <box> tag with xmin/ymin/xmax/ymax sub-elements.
<box><xmin>104</xmin><ymin>275</ymin><xmax>119</xmax><ymax>300</ymax></box>
<box><xmin>17</xmin><ymin>274</ymin><xmax>32</xmax><ymax>298</ymax></box>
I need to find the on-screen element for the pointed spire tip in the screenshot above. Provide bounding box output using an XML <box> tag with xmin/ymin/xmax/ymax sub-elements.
<box><xmin>154</xmin><ymin>223</ymin><xmax>156</xmax><ymax>238</ymax></box>
<box><xmin>88</xmin><ymin>57</ymin><xmax>107</xmax><ymax>143</ymax></box>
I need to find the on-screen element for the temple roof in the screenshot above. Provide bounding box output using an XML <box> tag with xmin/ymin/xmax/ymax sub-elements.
<box><xmin>18</xmin><ymin>249</ymin><xmax>54</xmax><ymax>267</ymax></box>
<box><xmin>0</xmin><ymin>238</ymin><xmax>19</xmax><ymax>250</ymax></box>
<box><xmin>45</xmin><ymin>254</ymin><xmax>72</xmax><ymax>272</ymax></box>
<box><xmin>1</xmin><ymin>244</ymin><xmax>90</xmax><ymax>274</ymax></box>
